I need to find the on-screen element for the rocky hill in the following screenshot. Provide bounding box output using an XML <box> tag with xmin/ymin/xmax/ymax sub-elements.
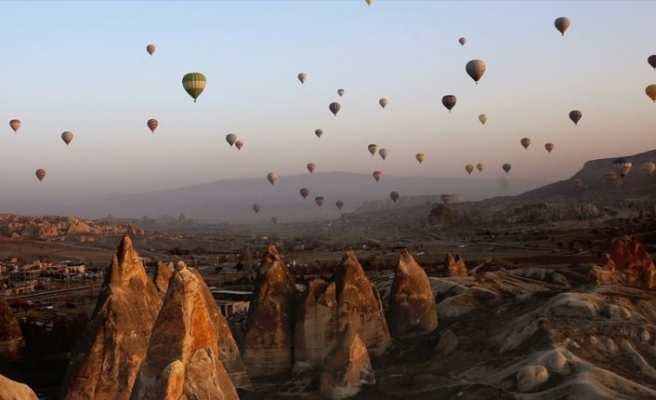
<box><xmin>0</xmin><ymin>214</ymin><xmax>144</xmax><ymax>241</ymax></box>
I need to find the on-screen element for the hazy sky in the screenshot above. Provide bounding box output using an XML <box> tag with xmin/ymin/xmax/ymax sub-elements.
<box><xmin>2</xmin><ymin>1</ymin><xmax>656</xmax><ymax>200</ymax></box>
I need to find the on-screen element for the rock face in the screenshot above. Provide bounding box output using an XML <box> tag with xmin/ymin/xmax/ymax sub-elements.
<box><xmin>0</xmin><ymin>374</ymin><xmax>38</xmax><ymax>400</ymax></box>
<box><xmin>130</xmin><ymin>263</ymin><xmax>239</xmax><ymax>400</ymax></box>
<box><xmin>444</xmin><ymin>252</ymin><xmax>467</xmax><ymax>277</ymax></box>
<box><xmin>241</xmin><ymin>245</ymin><xmax>298</xmax><ymax>377</ymax></box>
<box><xmin>387</xmin><ymin>250</ymin><xmax>438</xmax><ymax>341</ymax></box>
<box><xmin>593</xmin><ymin>236</ymin><xmax>656</xmax><ymax>289</ymax></box>
<box><xmin>154</xmin><ymin>261</ymin><xmax>174</xmax><ymax>300</ymax></box>
<box><xmin>0</xmin><ymin>298</ymin><xmax>24</xmax><ymax>362</ymax></box>
<box><xmin>319</xmin><ymin>322</ymin><xmax>376</xmax><ymax>400</ymax></box>
<box><xmin>333</xmin><ymin>251</ymin><xmax>392</xmax><ymax>358</ymax></box>
<box><xmin>294</xmin><ymin>278</ymin><xmax>338</xmax><ymax>366</ymax></box>
<box><xmin>62</xmin><ymin>235</ymin><xmax>163</xmax><ymax>400</ymax></box>
<box><xmin>0</xmin><ymin>214</ymin><xmax>144</xmax><ymax>240</ymax></box>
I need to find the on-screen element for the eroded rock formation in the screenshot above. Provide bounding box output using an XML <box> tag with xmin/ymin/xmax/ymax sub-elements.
<box><xmin>592</xmin><ymin>235</ymin><xmax>656</xmax><ymax>289</ymax></box>
<box><xmin>319</xmin><ymin>322</ymin><xmax>376</xmax><ymax>400</ymax></box>
<box><xmin>0</xmin><ymin>298</ymin><xmax>24</xmax><ymax>362</ymax></box>
<box><xmin>62</xmin><ymin>235</ymin><xmax>162</xmax><ymax>400</ymax></box>
<box><xmin>387</xmin><ymin>250</ymin><xmax>438</xmax><ymax>341</ymax></box>
<box><xmin>241</xmin><ymin>245</ymin><xmax>298</xmax><ymax>377</ymax></box>
<box><xmin>294</xmin><ymin>278</ymin><xmax>338</xmax><ymax>366</ymax></box>
<box><xmin>0</xmin><ymin>214</ymin><xmax>144</xmax><ymax>240</ymax></box>
<box><xmin>130</xmin><ymin>262</ymin><xmax>239</xmax><ymax>400</ymax></box>
<box><xmin>0</xmin><ymin>374</ymin><xmax>38</xmax><ymax>400</ymax></box>
<box><xmin>154</xmin><ymin>261</ymin><xmax>174</xmax><ymax>300</ymax></box>
<box><xmin>444</xmin><ymin>252</ymin><xmax>467</xmax><ymax>277</ymax></box>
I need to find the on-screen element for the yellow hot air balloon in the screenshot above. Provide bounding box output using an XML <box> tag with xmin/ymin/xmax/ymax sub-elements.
<box><xmin>465</xmin><ymin>164</ymin><xmax>474</xmax><ymax>175</ymax></box>
<box><xmin>478</xmin><ymin>114</ymin><xmax>488</xmax><ymax>125</ymax></box>
<box><xmin>646</xmin><ymin>85</ymin><xmax>656</xmax><ymax>102</ymax></box>
<box><xmin>641</xmin><ymin>162</ymin><xmax>656</xmax><ymax>176</ymax></box>
<box><xmin>520</xmin><ymin>137</ymin><xmax>531</xmax><ymax>150</ymax></box>
<box><xmin>415</xmin><ymin>153</ymin><xmax>425</xmax><ymax>164</ymax></box>
<box><xmin>476</xmin><ymin>163</ymin><xmax>484</xmax><ymax>172</ymax></box>
<box><xmin>554</xmin><ymin>17</ymin><xmax>570</xmax><ymax>36</ymax></box>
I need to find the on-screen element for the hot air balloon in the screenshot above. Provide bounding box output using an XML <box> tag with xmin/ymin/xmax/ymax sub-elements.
<box><xmin>147</xmin><ymin>119</ymin><xmax>158</xmax><ymax>133</ymax></box>
<box><xmin>315</xmin><ymin>129</ymin><xmax>323</xmax><ymax>138</ymax></box>
<box><xmin>502</xmin><ymin>163</ymin><xmax>512</xmax><ymax>174</ymax></box>
<box><xmin>476</xmin><ymin>163</ymin><xmax>484</xmax><ymax>172</ymax></box>
<box><xmin>315</xmin><ymin>196</ymin><xmax>325</xmax><ymax>207</ymax></box>
<box><xmin>298</xmin><ymin>73</ymin><xmax>307</xmax><ymax>84</ymax></box>
<box><xmin>379</xmin><ymin>98</ymin><xmax>388</xmax><ymax>109</ymax></box>
<box><xmin>416</xmin><ymin>153</ymin><xmax>425</xmax><ymax>164</ymax></box>
<box><xmin>520</xmin><ymin>137</ymin><xmax>531</xmax><ymax>150</ymax></box>
<box><xmin>146</xmin><ymin>44</ymin><xmax>156</xmax><ymax>56</ymax></box>
<box><xmin>271</xmin><ymin>216</ymin><xmax>278</xmax><ymax>224</ymax></box>
<box><xmin>478</xmin><ymin>114</ymin><xmax>488</xmax><ymax>125</ymax></box>
<box><xmin>329</xmin><ymin>102</ymin><xmax>341</xmax><ymax>116</ymax></box>
<box><xmin>307</xmin><ymin>163</ymin><xmax>316</xmax><ymax>173</ymax></box>
<box><xmin>300</xmin><ymin>187</ymin><xmax>310</xmax><ymax>199</ymax></box>
<box><xmin>252</xmin><ymin>203</ymin><xmax>261</xmax><ymax>214</ymax></box>
<box><xmin>379</xmin><ymin>148</ymin><xmax>388</xmax><ymax>160</ymax></box>
<box><xmin>572</xmin><ymin>178</ymin><xmax>583</xmax><ymax>189</ymax></box>
<box><xmin>442</xmin><ymin>95</ymin><xmax>457</xmax><ymax>112</ymax></box>
<box><xmin>182</xmin><ymin>72</ymin><xmax>206</xmax><ymax>103</ymax></box>
<box><xmin>440</xmin><ymin>194</ymin><xmax>451</xmax><ymax>205</ymax></box>
<box><xmin>465</xmin><ymin>59</ymin><xmax>486</xmax><ymax>84</ymax></box>
<box><xmin>642</xmin><ymin>162</ymin><xmax>656</xmax><ymax>176</ymax></box>
<box><xmin>554</xmin><ymin>17</ymin><xmax>570</xmax><ymax>36</ymax></box>
<box><xmin>373</xmin><ymin>170</ymin><xmax>382</xmax><ymax>182</ymax></box>
<box><xmin>366</xmin><ymin>0</ymin><xmax>373</xmax><ymax>5</ymax></box>
<box><xmin>235</xmin><ymin>140</ymin><xmax>244</xmax><ymax>150</ymax></box>
<box><xmin>390</xmin><ymin>191</ymin><xmax>400</xmax><ymax>203</ymax></box>
<box><xmin>337</xmin><ymin>89</ymin><xmax>345</xmax><ymax>97</ymax></box>
<box><xmin>605</xmin><ymin>171</ymin><xmax>617</xmax><ymax>183</ymax></box>
<box><xmin>368</xmin><ymin>144</ymin><xmax>377</xmax><ymax>156</ymax></box>
<box><xmin>465</xmin><ymin>164</ymin><xmax>474</xmax><ymax>175</ymax></box>
<box><xmin>225</xmin><ymin>134</ymin><xmax>237</xmax><ymax>147</ymax></box>
<box><xmin>646</xmin><ymin>85</ymin><xmax>656</xmax><ymax>102</ymax></box>
<box><xmin>266</xmin><ymin>172</ymin><xmax>279</xmax><ymax>185</ymax></box>
<box><xmin>9</xmin><ymin>119</ymin><xmax>21</xmax><ymax>133</ymax></box>
<box><xmin>35</xmin><ymin>169</ymin><xmax>46</xmax><ymax>182</ymax></box>
<box><xmin>61</xmin><ymin>131</ymin><xmax>74</xmax><ymax>146</ymax></box>
<box><xmin>569</xmin><ymin>110</ymin><xmax>582</xmax><ymax>125</ymax></box>
<box><xmin>336</xmin><ymin>200</ymin><xmax>344</xmax><ymax>210</ymax></box>
<box><xmin>613</xmin><ymin>158</ymin><xmax>632</xmax><ymax>178</ymax></box>
<box><xmin>458</xmin><ymin>37</ymin><xmax>466</xmax><ymax>46</ymax></box>
<box><xmin>649</xmin><ymin>55</ymin><xmax>656</xmax><ymax>70</ymax></box>
<box><xmin>545</xmin><ymin>143</ymin><xmax>554</xmax><ymax>153</ymax></box>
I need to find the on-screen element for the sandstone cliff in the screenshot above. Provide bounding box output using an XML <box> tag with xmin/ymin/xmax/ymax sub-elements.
<box><xmin>0</xmin><ymin>298</ymin><xmax>24</xmax><ymax>362</ymax></box>
<box><xmin>319</xmin><ymin>322</ymin><xmax>376</xmax><ymax>400</ymax></box>
<box><xmin>444</xmin><ymin>252</ymin><xmax>467</xmax><ymax>277</ymax></box>
<box><xmin>293</xmin><ymin>278</ymin><xmax>338</xmax><ymax>366</ymax></box>
<box><xmin>0</xmin><ymin>374</ymin><xmax>38</xmax><ymax>400</ymax></box>
<box><xmin>154</xmin><ymin>261</ymin><xmax>174</xmax><ymax>300</ymax></box>
<box><xmin>131</xmin><ymin>262</ymin><xmax>239</xmax><ymax>400</ymax></box>
<box><xmin>387</xmin><ymin>250</ymin><xmax>438</xmax><ymax>341</ymax></box>
<box><xmin>598</xmin><ymin>235</ymin><xmax>656</xmax><ymax>289</ymax></box>
<box><xmin>61</xmin><ymin>235</ymin><xmax>162</xmax><ymax>400</ymax></box>
<box><xmin>241</xmin><ymin>244</ymin><xmax>298</xmax><ymax>377</ymax></box>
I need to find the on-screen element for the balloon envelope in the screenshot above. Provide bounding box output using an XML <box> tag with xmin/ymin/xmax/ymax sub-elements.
<box><xmin>613</xmin><ymin>158</ymin><xmax>632</xmax><ymax>177</ymax></box>
<box><xmin>147</xmin><ymin>119</ymin><xmax>158</xmax><ymax>133</ymax></box>
<box><xmin>266</xmin><ymin>172</ymin><xmax>279</xmax><ymax>185</ymax></box>
<box><xmin>271</xmin><ymin>216</ymin><xmax>278</xmax><ymax>224</ymax></box>
<box><xmin>337</xmin><ymin>89</ymin><xmax>345</xmax><ymax>97</ymax></box>
<box><xmin>554</xmin><ymin>17</ymin><xmax>570</xmax><ymax>36</ymax></box>
<box><xmin>465</xmin><ymin>59</ymin><xmax>486</xmax><ymax>84</ymax></box>
<box><xmin>442</xmin><ymin>95</ymin><xmax>457</xmax><ymax>112</ymax></box>
<box><xmin>336</xmin><ymin>200</ymin><xmax>344</xmax><ymax>210</ymax></box>
<box><xmin>61</xmin><ymin>131</ymin><xmax>74</xmax><ymax>146</ymax></box>
<box><xmin>379</xmin><ymin>98</ymin><xmax>388</xmax><ymax>108</ymax></box>
<box><xmin>569</xmin><ymin>110</ymin><xmax>582</xmax><ymax>125</ymax></box>
<box><xmin>368</xmin><ymin>144</ymin><xmax>377</xmax><ymax>156</ymax></box>
<box><xmin>465</xmin><ymin>164</ymin><xmax>474</xmax><ymax>175</ymax></box>
<box><xmin>642</xmin><ymin>162</ymin><xmax>656</xmax><ymax>176</ymax></box>
<box><xmin>520</xmin><ymin>137</ymin><xmax>531</xmax><ymax>150</ymax></box>
<box><xmin>315</xmin><ymin>129</ymin><xmax>323</xmax><ymax>138</ymax></box>
<box><xmin>315</xmin><ymin>196</ymin><xmax>325</xmax><ymax>207</ymax></box>
<box><xmin>252</xmin><ymin>203</ymin><xmax>260</xmax><ymax>213</ymax></box>
<box><xmin>35</xmin><ymin>169</ymin><xmax>46</xmax><ymax>182</ymax></box>
<box><xmin>235</xmin><ymin>140</ymin><xmax>244</xmax><ymax>150</ymax></box>
<box><xmin>307</xmin><ymin>163</ymin><xmax>316</xmax><ymax>173</ymax></box>
<box><xmin>226</xmin><ymin>134</ymin><xmax>237</xmax><ymax>147</ymax></box>
<box><xmin>458</xmin><ymin>37</ymin><xmax>466</xmax><ymax>46</ymax></box>
<box><xmin>379</xmin><ymin>148</ymin><xmax>388</xmax><ymax>160</ymax></box>
<box><xmin>298</xmin><ymin>73</ymin><xmax>307</xmax><ymax>84</ymax></box>
<box><xmin>300</xmin><ymin>187</ymin><xmax>310</xmax><ymax>199</ymax></box>
<box><xmin>182</xmin><ymin>72</ymin><xmax>206</xmax><ymax>102</ymax></box>
<box><xmin>476</xmin><ymin>163</ymin><xmax>484</xmax><ymax>172</ymax></box>
<box><xmin>478</xmin><ymin>114</ymin><xmax>488</xmax><ymax>125</ymax></box>
<box><xmin>415</xmin><ymin>153</ymin><xmax>425</xmax><ymax>164</ymax></box>
<box><xmin>503</xmin><ymin>163</ymin><xmax>512</xmax><ymax>174</ymax></box>
<box><xmin>649</xmin><ymin>55</ymin><xmax>656</xmax><ymax>70</ymax></box>
<box><xmin>329</xmin><ymin>102</ymin><xmax>341</xmax><ymax>116</ymax></box>
<box><xmin>390</xmin><ymin>191</ymin><xmax>400</xmax><ymax>203</ymax></box>
<box><xmin>373</xmin><ymin>170</ymin><xmax>383</xmax><ymax>182</ymax></box>
<box><xmin>9</xmin><ymin>119</ymin><xmax>21</xmax><ymax>133</ymax></box>
<box><xmin>646</xmin><ymin>85</ymin><xmax>656</xmax><ymax>102</ymax></box>
<box><xmin>146</xmin><ymin>44</ymin><xmax>155</xmax><ymax>55</ymax></box>
<box><xmin>545</xmin><ymin>143</ymin><xmax>554</xmax><ymax>153</ymax></box>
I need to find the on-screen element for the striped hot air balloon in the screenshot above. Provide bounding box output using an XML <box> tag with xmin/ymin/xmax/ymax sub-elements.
<box><xmin>147</xmin><ymin>119</ymin><xmax>158</xmax><ymax>133</ymax></box>
<box><xmin>35</xmin><ymin>169</ymin><xmax>46</xmax><ymax>182</ymax></box>
<box><xmin>146</xmin><ymin>44</ymin><xmax>156</xmax><ymax>56</ymax></box>
<box><xmin>182</xmin><ymin>72</ymin><xmax>206</xmax><ymax>103</ymax></box>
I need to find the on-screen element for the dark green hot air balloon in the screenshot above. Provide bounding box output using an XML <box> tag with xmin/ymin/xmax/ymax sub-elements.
<box><xmin>182</xmin><ymin>72</ymin><xmax>206</xmax><ymax>103</ymax></box>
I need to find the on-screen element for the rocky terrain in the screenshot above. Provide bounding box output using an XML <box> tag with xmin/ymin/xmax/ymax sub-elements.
<box><xmin>0</xmin><ymin>214</ymin><xmax>144</xmax><ymax>241</ymax></box>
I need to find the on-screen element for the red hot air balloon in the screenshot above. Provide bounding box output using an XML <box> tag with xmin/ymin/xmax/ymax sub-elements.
<box><xmin>373</xmin><ymin>170</ymin><xmax>383</xmax><ymax>182</ymax></box>
<box><xmin>235</xmin><ymin>140</ymin><xmax>244</xmax><ymax>150</ymax></box>
<box><xmin>147</xmin><ymin>119</ymin><xmax>158</xmax><ymax>133</ymax></box>
<box><xmin>35</xmin><ymin>169</ymin><xmax>46</xmax><ymax>182</ymax></box>
<box><xmin>9</xmin><ymin>119</ymin><xmax>20</xmax><ymax>133</ymax></box>
<box><xmin>146</xmin><ymin>44</ymin><xmax>156</xmax><ymax>56</ymax></box>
